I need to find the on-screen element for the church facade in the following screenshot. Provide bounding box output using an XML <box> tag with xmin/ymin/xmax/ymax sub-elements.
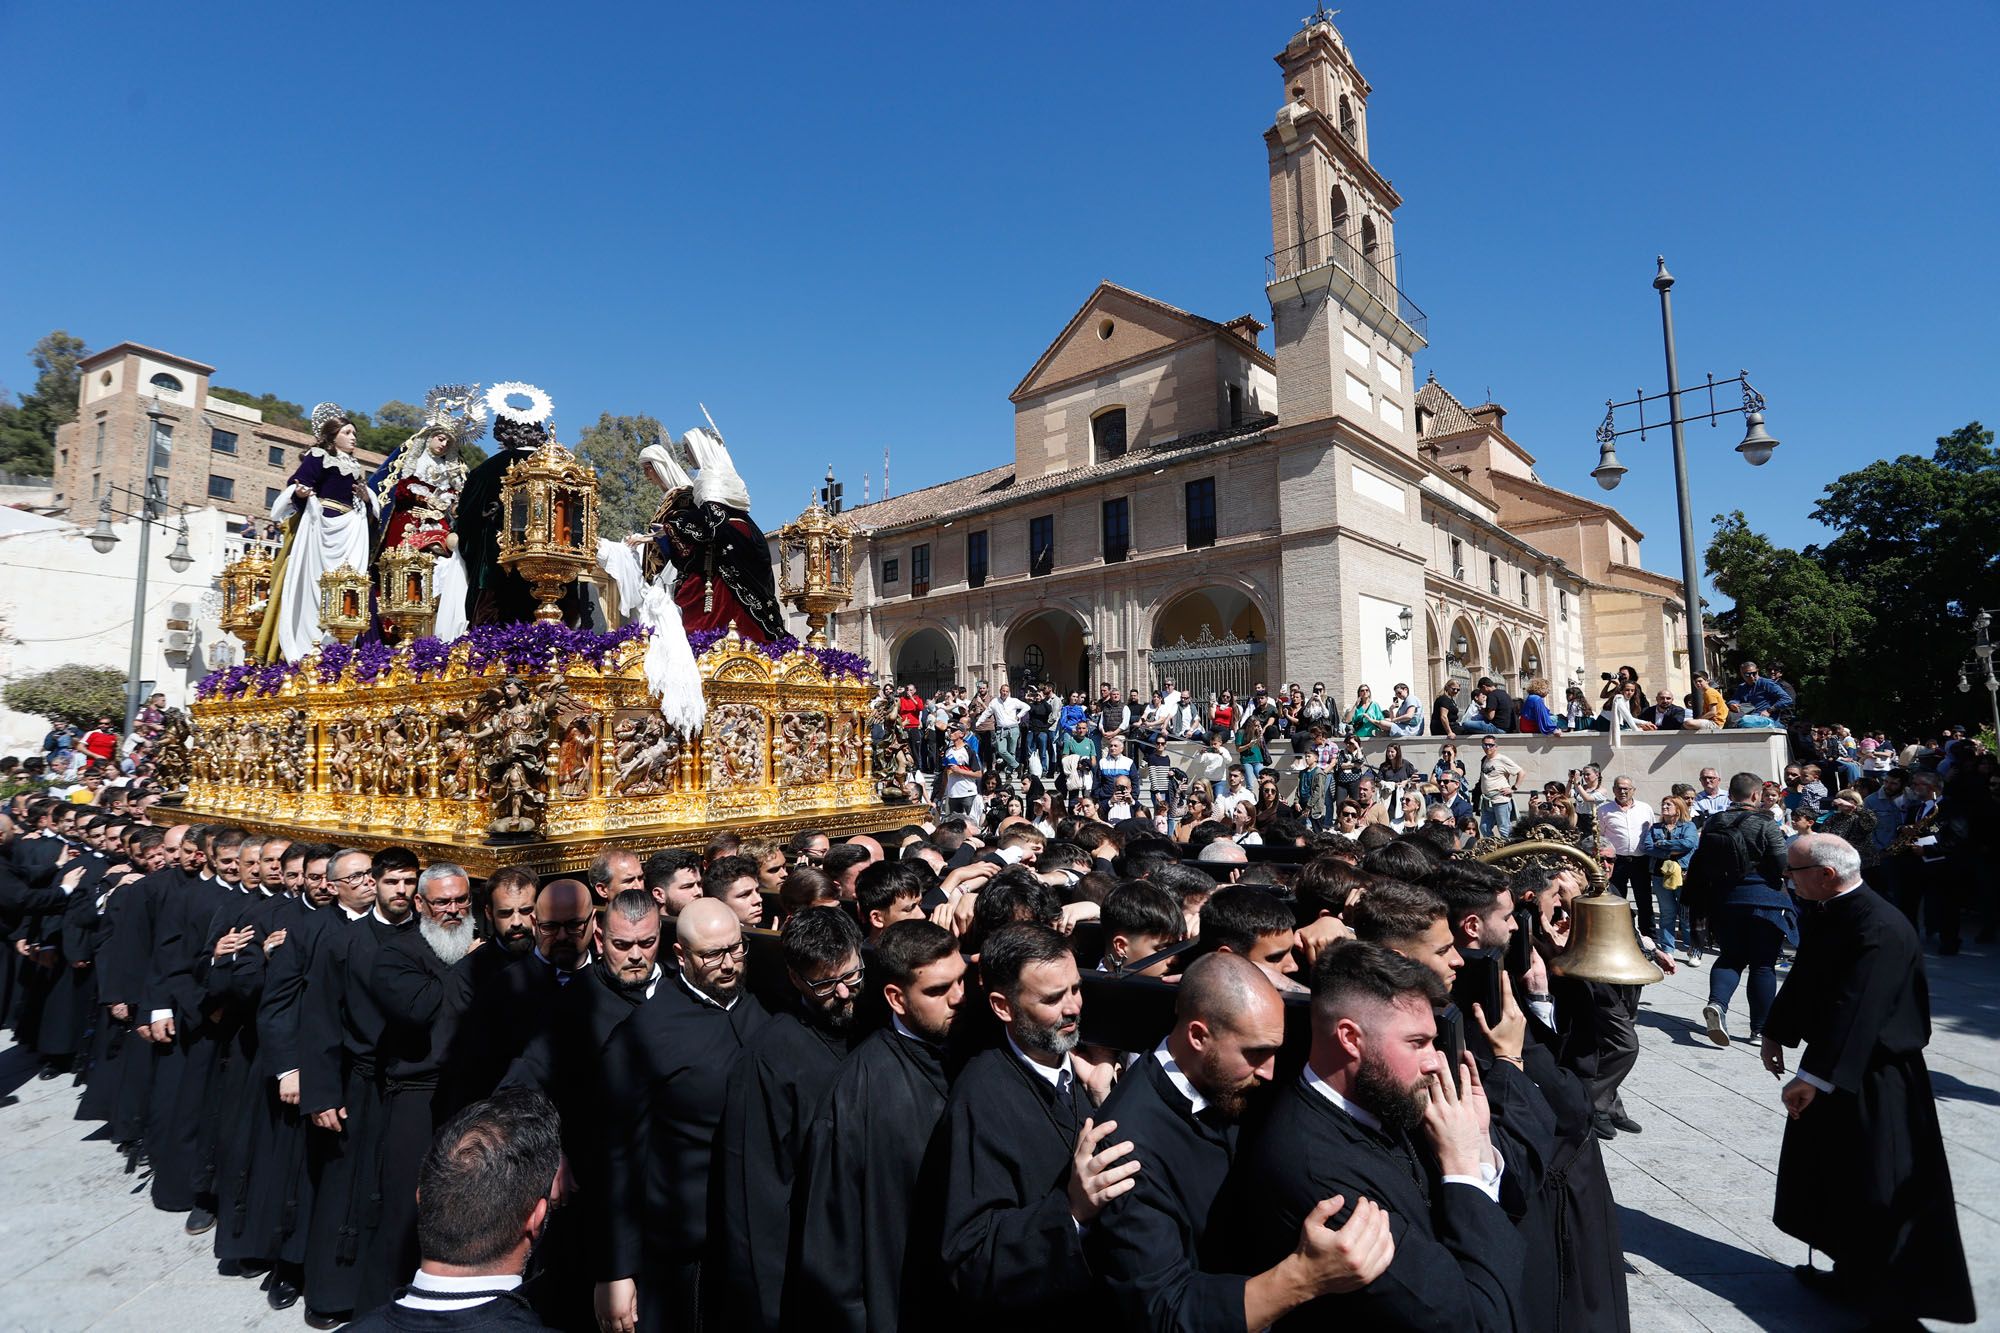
<box><xmin>820</xmin><ymin>18</ymin><xmax>1689</xmax><ymax>710</ymax></box>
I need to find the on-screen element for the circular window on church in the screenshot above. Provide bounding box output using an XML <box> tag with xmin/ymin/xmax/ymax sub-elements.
<box><xmin>1022</xmin><ymin>644</ymin><xmax>1045</xmax><ymax>676</ymax></box>
<box><xmin>1097</xmin><ymin>318</ymin><xmax>1115</xmax><ymax>340</ymax></box>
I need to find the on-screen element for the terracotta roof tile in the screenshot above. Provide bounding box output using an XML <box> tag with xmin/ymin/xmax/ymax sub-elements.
<box><xmin>1415</xmin><ymin>375</ymin><xmax>1482</xmax><ymax>438</ymax></box>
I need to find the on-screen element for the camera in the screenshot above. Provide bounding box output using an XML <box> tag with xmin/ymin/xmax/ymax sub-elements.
<box><xmin>1601</xmin><ymin>672</ymin><xmax>1614</xmax><ymax>681</ymax></box>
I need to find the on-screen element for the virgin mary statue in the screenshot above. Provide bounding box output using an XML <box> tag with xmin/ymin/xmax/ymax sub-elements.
<box><xmin>254</xmin><ymin>402</ymin><xmax>381</xmax><ymax>662</ymax></box>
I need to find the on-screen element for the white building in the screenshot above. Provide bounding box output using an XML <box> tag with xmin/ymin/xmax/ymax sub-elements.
<box><xmin>0</xmin><ymin>505</ymin><xmax>244</xmax><ymax>752</ymax></box>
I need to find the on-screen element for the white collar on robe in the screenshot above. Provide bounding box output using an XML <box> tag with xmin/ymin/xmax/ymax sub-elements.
<box><xmin>306</xmin><ymin>446</ymin><xmax>370</xmax><ymax>482</ymax></box>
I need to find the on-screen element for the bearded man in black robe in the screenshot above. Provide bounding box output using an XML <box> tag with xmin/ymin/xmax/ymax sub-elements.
<box><xmin>597</xmin><ymin>899</ymin><xmax>767</xmax><ymax>1333</ymax></box>
<box><xmin>1763</xmin><ymin>833</ymin><xmax>1974</xmax><ymax>1326</ymax></box>
<box><xmin>710</xmin><ymin>906</ymin><xmax>863</xmax><ymax>1332</ymax></box>
<box><xmin>786</xmin><ymin>919</ymin><xmax>966</xmax><ymax>1333</ymax></box>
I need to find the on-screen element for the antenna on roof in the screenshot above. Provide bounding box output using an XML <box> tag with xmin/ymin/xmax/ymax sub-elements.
<box><xmin>863</xmin><ymin>473</ymin><xmax>871</xmax><ymax>504</ymax></box>
<box><xmin>883</xmin><ymin>446</ymin><xmax>891</xmax><ymax>500</ymax></box>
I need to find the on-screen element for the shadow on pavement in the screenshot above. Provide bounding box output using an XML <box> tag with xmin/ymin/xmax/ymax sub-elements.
<box><xmin>1617</xmin><ymin>1205</ymin><xmax>1863</xmax><ymax>1331</ymax></box>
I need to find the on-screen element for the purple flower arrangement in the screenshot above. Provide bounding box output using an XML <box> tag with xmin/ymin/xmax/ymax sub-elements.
<box><xmin>197</xmin><ymin>620</ymin><xmax>871</xmax><ymax>697</ymax></box>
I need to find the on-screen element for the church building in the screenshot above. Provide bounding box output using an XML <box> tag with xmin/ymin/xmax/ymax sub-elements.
<box><xmin>821</xmin><ymin>17</ymin><xmax>1689</xmax><ymax>709</ymax></box>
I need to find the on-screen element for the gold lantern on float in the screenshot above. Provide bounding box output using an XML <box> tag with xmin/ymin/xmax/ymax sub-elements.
<box><xmin>497</xmin><ymin>435</ymin><xmax>598</xmax><ymax>624</ymax></box>
<box><xmin>776</xmin><ymin>499</ymin><xmax>858</xmax><ymax>648</ymax></box>
<box><xmin>219</xmin><ymin>550</ymin><xmax>274</xmax><ymax>648</ymax></box>
<box><xmin>318</xmin><ymin>563</ymin><xmax>372</xmax><ymax>645</ymax></box>
<box><xmin>378</xmin><ymin>544</ymin><xmax>438</xmax><ymax>639</ymax></box>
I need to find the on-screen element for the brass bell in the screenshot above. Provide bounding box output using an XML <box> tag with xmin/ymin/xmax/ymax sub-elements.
<box><xmin>1550</xmin><ymin>891</ymin><xmax>1664</xmax><ymax>986</ymax></box>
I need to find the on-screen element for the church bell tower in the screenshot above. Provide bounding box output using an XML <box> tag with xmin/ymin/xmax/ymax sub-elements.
<box><xmin>1264</xmin><ymin>13</ymin><xmax>1427</xmax><ymax>452</ymax></box>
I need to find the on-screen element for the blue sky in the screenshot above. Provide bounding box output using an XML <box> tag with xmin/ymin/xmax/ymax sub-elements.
<box><xmin>3</xmin><ymin>1</ymin><xmax>1994</xmax><ymax>592</ymax></box>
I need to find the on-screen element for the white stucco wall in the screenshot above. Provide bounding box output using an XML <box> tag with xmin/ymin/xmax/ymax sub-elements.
<box><xmin>0</xmin><ymin>506</ymin><xmax>239</xmax><ymax>752</ymax></box>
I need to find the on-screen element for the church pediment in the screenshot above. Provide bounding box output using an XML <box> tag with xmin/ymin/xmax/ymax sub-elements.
<box><xmin>1010</xmin><ymin>282</ymin><xmax>1265</xmax><ymax>403</ymax></box>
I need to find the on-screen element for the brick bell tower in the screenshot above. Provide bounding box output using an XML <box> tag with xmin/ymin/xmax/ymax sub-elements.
<box><xmin>1263</xmin><ymin>11</ymin><xmax>1427</xmax><ymax>452</ymax></box>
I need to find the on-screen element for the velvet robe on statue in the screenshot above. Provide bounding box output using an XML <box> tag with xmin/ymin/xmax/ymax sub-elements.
<box><xmin>1764</xmin><ymin>882</ymin><xmax>1975</xmax><ymax>1324</ymax></box>
<box><xmin>453</xmin><ymin>442</ymin><xmax>589</xmax><ymax>628</ymax></box>
<box><xmin>650</xmin><ymin>499</ymin><xmax>785</xmax><ymax>642</ymax></box>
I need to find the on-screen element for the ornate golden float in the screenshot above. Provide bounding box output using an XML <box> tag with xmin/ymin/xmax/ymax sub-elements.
<box><xmin>175</xmin><ymin>624</ymin><xmax>888</xmax><ymax>878</ymax></box>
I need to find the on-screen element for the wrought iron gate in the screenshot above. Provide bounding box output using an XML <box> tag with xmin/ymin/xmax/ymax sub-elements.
<box><xmin>1150</xmin><ymin>625</ymin><xmax>1267</xmax><ymax>704</ymax></box>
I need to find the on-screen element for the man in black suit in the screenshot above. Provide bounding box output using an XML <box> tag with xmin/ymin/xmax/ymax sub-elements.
<box><xmin>1223</xmin><ymin>940</ymin><xmax>1525</xmax><ymax>1331</ymax></box>
<box><xmin>345</xmin><ymin>1087</ymin><xmax>562</xmax><ymax>1331</ymax></box>
<box><xmin>1084</xmin><ymin>952</ymin><xmax>1394</xmax><ymax>1331</ymax></box>
<box><xmin>935</xmin><ymin>924</ymin><xmax>1131</xmax><ymax>1331</ymax></box>
<box><xmin>596</xmin><ymin>899</ymin><xmax>767</xmax><ymax>1333</ymax></box>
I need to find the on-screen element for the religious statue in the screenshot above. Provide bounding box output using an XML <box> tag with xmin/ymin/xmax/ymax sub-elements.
<box><xmin>152</xmin><ymin>708</ymin><xmax>192</xmax><ymax>789</ymax></box>
<box><xmin>455</xmin><ymin>383</ymin><xmax>591</xmax><ymax>628</ymax></box>
<box><xmin>438</xmin><ymin>721</ymin><xmax>476</xmax><ymax>801</ymax></box>
<box><xmin>557</xmin><ymin>715</ymin><xmax>597</xmax><ymax>798</ymax></box>
<box><xmin>255</xmin><ymin>403</ymin><xmax>383</xmax><ymax>662</ymax></box>
<box><xmin>468</xmin><ymin>676</ymin><xmax>568</xmax><ymax>835</ymax></box>
<box><xmin>629</xmin><ymin>414</ymin><xmax>785</xmax><ymax>642</ymax></box>
<box><xmin>326</xmin><ymin>721</ymin><xmax>359</xmax><ymax>795</ymax></box>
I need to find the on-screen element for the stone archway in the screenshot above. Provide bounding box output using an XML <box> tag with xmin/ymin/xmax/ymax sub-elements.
<box><xmin>1151</xmin><ymin>586</ymin><xmax>1269</xmax><ymax>703</ymax></box>
<box><xmin>1487</xmin><ymin>629</ymin><xmax>1514</xmax><ymax>687</ymax></box>
<box><xmin>1005</xmin><ymin>608</ymin><xmax>1088</xmax><ymax>694</ymax></box>
<box><xmin>1445</xmin><ymin>615</ymin><xmax>1479</xmax><ymax>689</ymax></box>
<box><xmin>1519</xmin><ymin>636</ymin><xmax>1544</xmax><ymax>690</ymax></box>
<box><xmin>892</xmin><ymin>627</ymin><xmax>957</xmax><ymax>698</ymax></box>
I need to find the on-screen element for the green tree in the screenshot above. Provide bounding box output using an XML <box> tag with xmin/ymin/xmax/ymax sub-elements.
<box><xmin>575</xmin><ymin>412</ymin><xmax>666</xmax><ymax>538</ymax></box>
<box><xmin>1705</xmin><ymin>422</ymin><xmax>2000</xmax><ymax>734</ymax></box>
<box><xmin>0</xmin><ymin>330</ymin><xmax>89</xmax><ymax>475</ymax></box>
<box><xmin>375</xmin><ymin>400</ymin><xmax>424</xmax><ymax>434</ymax></box>
<box><xmin>1705</xmin><ymin>512</ymin><xmax>1874</xmax><ymax>702</ymax></box>
<box><xmin>3</xmin><ymin>664</ymin><xmax>128</xmax><ymax>726</ymax></box>
<box><xmin>208</xmin><ymin>386</ymin><xmax>308</xmax><ymax>431</ymax></box>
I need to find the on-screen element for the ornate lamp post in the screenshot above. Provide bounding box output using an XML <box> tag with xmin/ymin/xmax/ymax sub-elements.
<box><xmin>377</xmin><ymin>545</ymin><xmax>439</xmax><ymax>639</ymax></box>
<box><xmin>317</xmin><ymin>565</ymin><xmax>372</xmax><ymax>645</ymax></box>
<box><xmin>775</xmin><ymin>498</ymin><xmax>857</xmax><ymax>648</ymax></box>
<box><xmin>498</xmin><ymin>432</ymin><xmax>599</xmax><ymax>624</ymax></box>
<box><xmin>218</xmin><ymin>549</ymin><xmax>273</xmax><ymax>650</ymax></box>
<box><xmin>1959</xmin><ymin>609</ymin><xmax>2000</xmax><ymax>740</ymax></box>
<box><xmin>1589</xmin><ymin>257</ymin><xmax>1781</xmax><ymax>683</ymax></box>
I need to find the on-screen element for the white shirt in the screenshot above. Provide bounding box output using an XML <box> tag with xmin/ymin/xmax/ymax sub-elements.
<box><xmin>1151</xmin><ymin>1038</ymin><xmax>1207</xmax><ymax>1116</ymax></box>
<box><xmin>1594</xmin><ymin>800</ymin><xmax>1656</xmax><ymax>857</ymax></box>
<box><xmin>1692</xmin><ymin>789</ymin><xmax>1730</xmax><ymax>819</ymax></box>
<box><xmin>1301</xmin><ymin>1063</ymin><xmax>1502</xmax><ymax>1202</ymax></box>
<box><xmin>1214</xmin><ymin>786</ymin><xmax>1255</xmax><ymax>819</ymax></box>
<box><xmin>1007</xmin><ymin>1032</ymin><xmax>1073</xmax><ymax>1097</ymax></box>
<box><xmin>980</xmin><ymin>696</ymin><xmax>1030</xmax><ymax>728</ymax></box>
<box><xmin>395</xmin><ymin>1269</ymin><xmax>524</xmax><ymax>1312</ymax></box>
<box><xmin>943</xmin><ymin>744</ymin><xmax>980</xmax><ymax>800</ymax></box>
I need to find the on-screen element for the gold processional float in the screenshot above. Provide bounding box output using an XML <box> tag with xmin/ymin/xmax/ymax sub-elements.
<box><xmin>173</xmin><ymin>432</ymin><xmax>885</xmax><ymax>878</ymax></box>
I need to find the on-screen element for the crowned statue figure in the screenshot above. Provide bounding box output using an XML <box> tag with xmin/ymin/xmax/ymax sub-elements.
<box><xmin>370</xmin><ymin>385</ymin><xmax>483</xmax><ymax>639</ymax></box>
<box><xmin>254</xmin><ymin>402</ymin><xmax>382</xmax><ymax>662</ymax></box>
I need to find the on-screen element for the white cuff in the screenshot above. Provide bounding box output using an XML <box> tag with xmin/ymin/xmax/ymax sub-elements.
<box><xmin>1793</xmin><ymin>1069</ymin><xmax>1835</xmax><ymax>1095</ymax></box>
<box><xmin>149</xmin><ymin>1007</ymin><xmax>172</xmax><ymax>1024</ymax></box>
<box><xmin>278</xmin><ymin>1068</ymin><xmax>298</xmax><ymax>1081</ymax></box>
<box><xmin>1442</xmin><ymin>1150</ymin><xmax>1504</xmax><ymax>1204</ymax></box>
<box><xmin>1528</xmin><ymin>998</ymin><xmax>1555</xmax><ymax>1029</ymax></box>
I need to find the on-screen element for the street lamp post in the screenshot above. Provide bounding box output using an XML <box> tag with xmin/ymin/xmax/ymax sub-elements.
<box><xmin>89</xmin><ymin>398</ymin><xmax>193</xmax><ymax>733</ymax></box>
<box><xmin>1960</xmin><ymin>609</ymin><xmax>2000</xmax><ymax>740</ymax></box>
<box><xmin>1590</xmin><ymin>257</ymin><xmax>1782</xmax><ymax>684</ymax></box>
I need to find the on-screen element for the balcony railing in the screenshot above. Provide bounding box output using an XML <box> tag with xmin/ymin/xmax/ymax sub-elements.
<box><xmin>1266</xmin><ymin>228</ymin><xmax>1428</xmax><ymax>342</ymax></box>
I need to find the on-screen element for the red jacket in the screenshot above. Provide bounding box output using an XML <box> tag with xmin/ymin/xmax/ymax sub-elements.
<box><xmin>897</xmin><ymin>695</ymin><xmax>925</xmax><ymax>729</ymax></box>
<box><xmin>82</xmin><ymin>728</ymin><xmax>118</xmax><ymax>763</ymax></box>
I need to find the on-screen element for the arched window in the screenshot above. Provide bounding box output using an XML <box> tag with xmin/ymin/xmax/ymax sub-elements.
<box><xmin>1092</xmin><ymin>407</ymin><xmax>1127</xmax><ymax>463</ymax></box>
<box><xmin>1360</xmin><ymin>217</ymin><xmax>1379</xmax><ymax>266</ymax></box>
<box><xmin>1338</xmin><ymin>95</ymin><xmax>1357</xmax><ymax>142</ymax></box>
<box><xmin>149</xmin><ymin>372</ymin><xmax>184</xmax><ymax>394</ymax></box>
<box><xmin>1330</xmin><ymin>186</ymin><xmax>1349</xmax><ymax>241</ymax></box>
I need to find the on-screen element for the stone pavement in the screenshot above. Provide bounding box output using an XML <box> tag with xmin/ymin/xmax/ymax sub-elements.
<box><xmin>0</xmin><ymin>941</ymin><xmax>1993</xmax><ymax>1331</ymax></box>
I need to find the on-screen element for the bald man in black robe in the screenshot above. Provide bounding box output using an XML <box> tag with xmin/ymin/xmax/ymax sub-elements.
<box><xmin>1764</xmin><ymin>833</ymin><xmax>1974</xmax><ymax>1326</ymax></box>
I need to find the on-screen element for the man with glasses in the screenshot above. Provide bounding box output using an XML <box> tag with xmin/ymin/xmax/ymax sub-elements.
<box><xmin>1474</xmin><ymin>738</ymin><xmax>1524</xmax><ymax>839</ymax></box>
<box><xmin>1726</xmin><ymin>660</ymin><xmax>1787</xmax><ymax>729</ymax></box>
<box><xmin>1428</xmin><ymin>772</ymin><xmax>1472</xmax><ymax>823</ymax></box>
<box><xmin>1760</xmin><ymin>833</ymin><xmax>1973</xmax><ymax>1326</ymax></box>
<box><xmin>598</xmin><ymin>899</ymin><xmax>768</xmax><ymax>1333</ymax></box>
<box><xmin>713</xmin><ymin>907</ymin><xmax>865</xmax><ymax>1331</ymax></box>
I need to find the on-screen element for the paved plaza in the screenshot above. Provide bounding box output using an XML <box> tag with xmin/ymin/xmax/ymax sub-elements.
<box><xmin>0</xmin><ymin>940</ymin><xmax>1993</xmax><ymax>1332</ymax></box>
